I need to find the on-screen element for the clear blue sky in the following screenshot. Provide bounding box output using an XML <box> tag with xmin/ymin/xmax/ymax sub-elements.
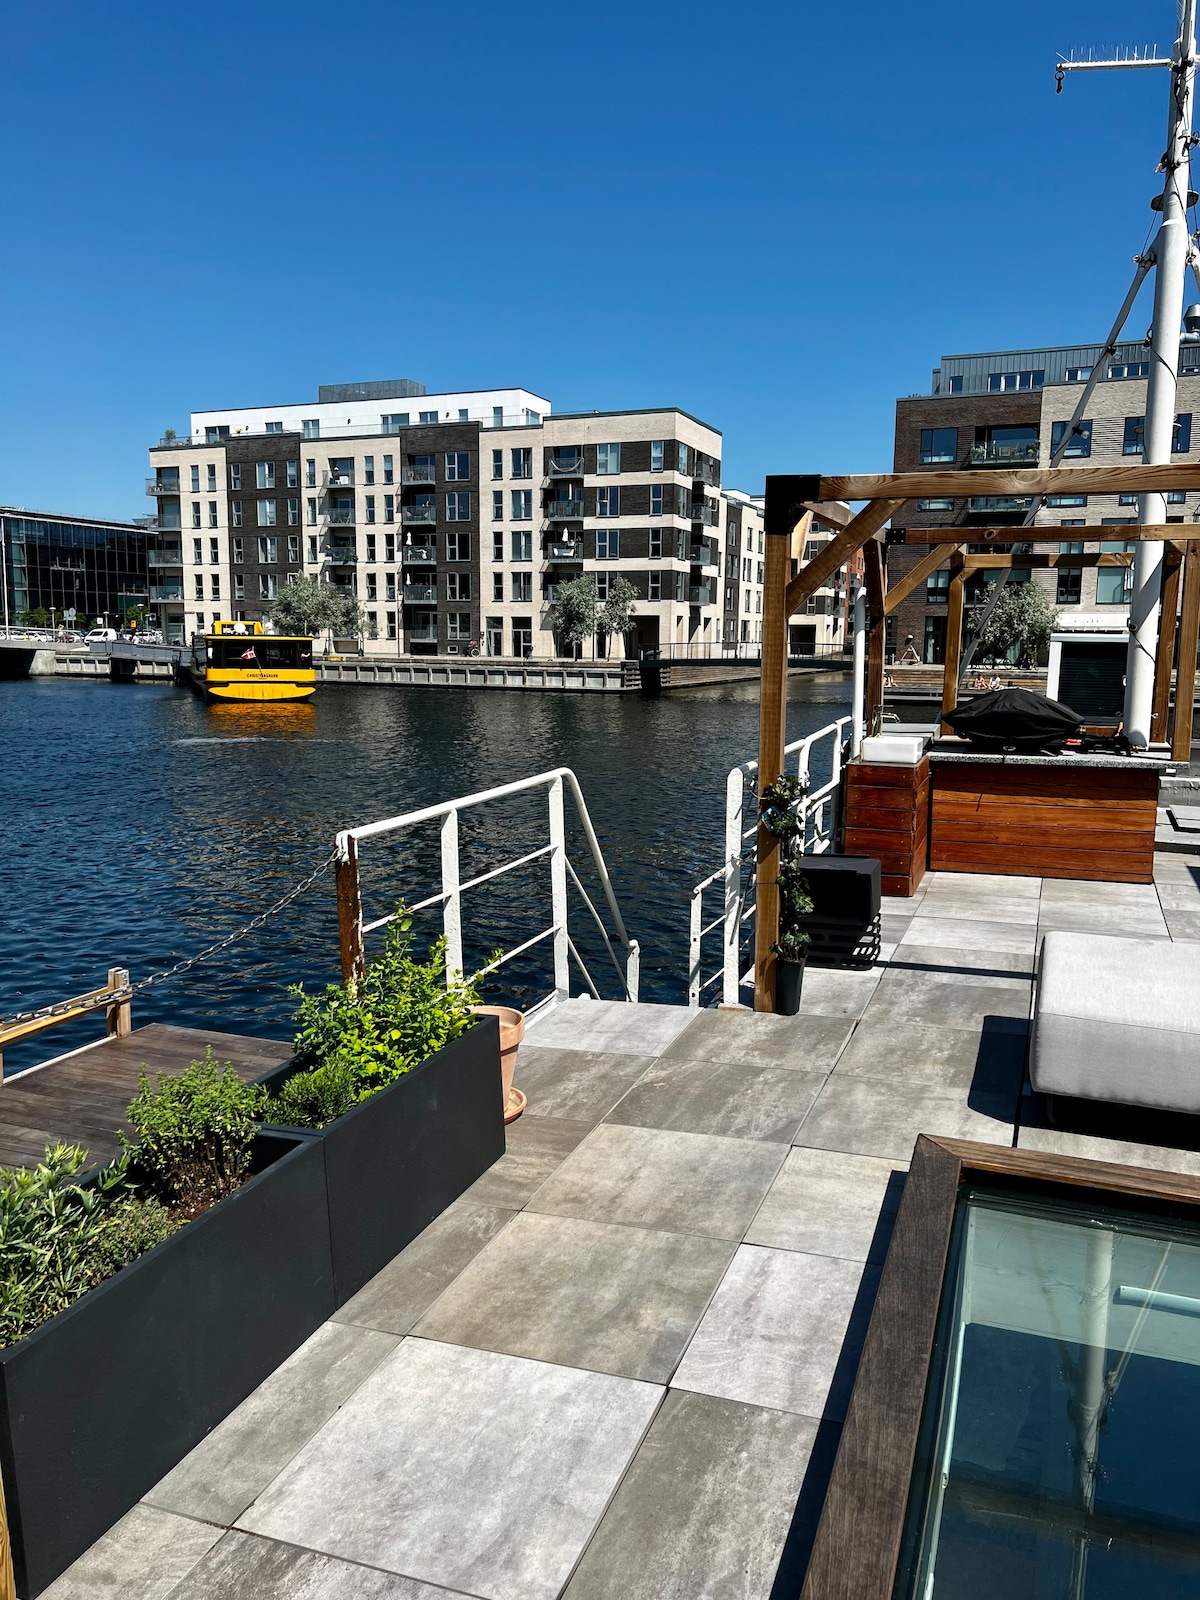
<box><xmin>0</xmin><ymin>0</ymin><xmax>1184</xmax><ymax>521</ymax></box>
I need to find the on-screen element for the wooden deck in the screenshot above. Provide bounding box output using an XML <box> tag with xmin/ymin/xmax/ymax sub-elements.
<box><xmin>0</xmin><ymin>1024</ymin><xmax>293</xmax><ymax>1170</ymax></box>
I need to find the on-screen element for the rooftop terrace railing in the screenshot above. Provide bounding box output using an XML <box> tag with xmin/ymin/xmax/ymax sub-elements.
<box><xmin>334</xmin><ymin>768</ymin><xmax>639</xmax><ymax>1023</ymax></box>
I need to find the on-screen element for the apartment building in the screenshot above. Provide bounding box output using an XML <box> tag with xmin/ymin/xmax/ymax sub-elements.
<box><xmin>889</xmin><ymin>341</ymin><xmax>1200</xmax><ymax>661</ymax></box>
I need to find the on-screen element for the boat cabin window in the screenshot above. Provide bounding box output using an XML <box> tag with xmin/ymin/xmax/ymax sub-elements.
<box><xmin>208</xmin><ymin>639</ymin><xmax>312</xmax><ymax>668</ymax></box>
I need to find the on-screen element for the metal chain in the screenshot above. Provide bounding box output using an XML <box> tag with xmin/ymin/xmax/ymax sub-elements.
<box><xmin>0</xmin><ymin>848</ymin><xmax>339</xmax><ymax>1033</ymax></box>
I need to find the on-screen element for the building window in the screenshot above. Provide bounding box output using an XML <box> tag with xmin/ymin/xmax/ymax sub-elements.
<box><xmin>420</xmin><ymin>411</ymin><xmax>438</xmax><ymax>425</ymax></box>
<box><xmin>446</xmin><ymin>611</ymin><xmax>471</xmax><ymax>639</ymax></box>
<box><xmin>257</xmin><ymin>536</ymin><xmax>278</xmax><ymax>564</ymax></box>
<box><xmin>286</xmin><ymin>460</ymin><xmax>298</xmax><ymax>488</ymax></box>
<box><xmin>287</xmin><ymin>534</ymin><xmax>300</xmax><ymax>564</ymax></box>
<box><xmin>512</xmin><ymin>573</ymin><xmax>532</xmax><ymax>602</ymax></box>
<box><xmin>650</xmin><ymin>485</ymin><xmax>663</xmax><ymax>517</ymax></box>
<box><xmin>191</xmin><ymin>537</ymin><xmax>202</xmax><ymax>564</ymax></box>
<box><xmin>511</xmin><ymin>530</ymin><xmax>532</xmax><ymax>561</ymax></box>
<box><xmin>944</xmin><ymin>375</ymin><xmax>963</xmax><ymax>395</ymax></box>
<box><xmin>1046</xmin><ymin>494</ymin><xmax>1087</xmax><ymax>508</ymax></box>
<box><xmin>232</xmin><ymin>574</ymin><xmax>245</xmax><ymax>600</ymax></box>
<box><xmin>1177</xmin><ymin>413</ymin><xmax>1193</xmax><ymax>452</ymax></box>
<box><xmin>926</xmin><ymin>569</ymin><xmax>950</xmax><ymax>604</ymax></box>
<box><xmin>190</xmin><ymin>465</ymin><xmax>200</xmax><ymax>493</ymax></box>
<box><xmin>210</xmin><ymin>574</ymin><xmax>221</xmax><ymax>600</ymax></box>
<box><xmin>306</xmin><ymin>497</ymin><xmax>317</xmax><ymax>525</ymax></box>
<box><xmin>1059</xmin><ymin>519</ymin><xmax>1086</xmax><ymax>527</ymax></box>
<box><xmin>919</xmin><ymin>428</ymin><xmax>958</xmax><ymax>464</ymax></box>
<box><xmin>385</xmin><ymin>532</ymin><xmax>396</xmax><ymax>562</ymax></box>
<box><xmin>231</xmin><ymin>536</ymin><xmax>244</xmax><ymax>564</ymax></box>
<box><xmin>493</xmin><ymin>572</ymin><xmax>504</xmax><ymax>601</ymax></box>
<box><xmin>597</xmin><ymin>486</ymin><xmax>620</xmax><ymax>517</ymax></box>
<box><xmin>231</xmin><ymin>499</ymin><xmax>242</xmax><ymax>527</ymax></box>
<box><xmin>649</xmin><ymin>529</ymin><xmax>663</xmax><ymax>558</ymax></box>
<box><xmin>264</xmin><ymin>420</ymin><xmax>283</xmax><ymax>434</ymax></box>
<box><xmin>1050</xmin><ymin>419</ymin><xmax>1093</xmax><ymax>458</ymax></box>
<box><xmin>307</xmin><ymin>535</ymin><xmax>318</xmax><ymax>563</ymax></box>
<box><xmin>386</xmin><ymin>610</ymin><xmax>397</xmax><ymax>639</ymax></box>
<box><xmin>492</xmin><ymin>531</ymin><xmax>503</xmax><ymax>561</ymax></box>
<box><xmin>305</xmin><ymin>459</ymin><xmax>316</xmax><ymax>487</ymax></box>
<box><xmin>1169</xmin><ymin>490</ymin><xmax>1188</xmax><ymax>504</ymax></box>
<box><xmin>383</xmin><ymin>455</ymin><xmax>394</xmax><ymax>484</ymax></box>
<box><xmin>1056</xmin><ymin>568</ymin><xmax>1082</xmax><ymax>605</ymax></box>
<box><xmin>259</xmin><ymin>573</ymin><xmax>279</xmax><ymax>600</ymax></box>
<box><xmin>207</xmin><ymin>537</ymin><xmax>218</xmax><ymax>565</ymax></box>
<box><xmin>284</xmin><ymin>497</ymin><xmax>298</xmax><ymax>526</ymax></box>
<box><xmin>446</xmin><ymin>572</ymin><xmax>471</xmax><ymax>601</ymax></box>
<box><xmin>1118</xmin><ymin>494</ymin><xmax>1138</xmax><ymax>506</ymax></box>
<box><xmin>193</xmin><ymin>574</ymin><xmax>203</xmax><ymax>600</ymax></box>
<box><xmin>366</xmin><ymin>573</ymin><xmax>378</xmax><ymax>601</ymax></box>
<box><xmin>676</xmin><ymin>442</ymin><xmax>689</xmax><ymax>474</ymax></box>
<box><xmin>651</xmin><ymin>440</ymin><xmax>664</xmax><ymax>472</ymax></box>
<box><xmin>492</xmin><ymin>449</ymin><xmax>503</xmax><ymax>480</ymax></box>
<box><xmin>446</xmin><ymin>530</ymin><xmax>470</xmax><ymax>561</ymax></box>
<box><xmin>511</xmin><ymin>448</ymin><xmax>532</xmax><ymax>478</ymax></box>
<box><xmin>384</xmin><ymin>494</ymin><xmax>394</xmax><ymax>523</ymax></box>
<box><xmin>1123</xmin><ymin>416</ymin><xmax>1145</xmax><ymax>454</ymax></box>
<box><xmin>365</xmin><ymin>495</ymin><xmax>376</xmax><ymax>524</ymax></box>
<box><xmin>382</xmin><ymin>414</ymin><xmax>409</xmax><ymax>433</ymax></box>
<box><xmin>916</xmin><ymin>498</ymin><xmax>955</xmax><ymax>512</ymax></box>
<box><xmin>1060</xmin><ymin>541</ymin><xmax>1084</xmax><ymax>554</ymax></box>
<box><xmin>206</xmin><ymin>500</ymin><xmax>217</xmax><ymax>528</ymax></box>
<box><xmin>446</xmin><ymin>492</ymin><xmax>471</xmax><ymax>521</ymax></box>
<box><xmin>365</xmin><ymin>532</ymin><xmax>376</xmax><ymax>562</ymax></box>
<box><xmin>256</xmin><ymin>462</ymin><xmax>275</xmax><ymax>489</ymax></box>
<box><xmin>1097</xmin><ymin>567</ymin><xmax>1134</xmax><ymax>604</ymax></box>
<box><xmin>1065</xmin><ymin>366</ymin><xmax>1093</xmax><ymax>382</ymax></box>
<box><xmin>363</xmin><ymin>456</ymin><xmax>375</xmax><ymax>485</ymax></box>
<box><xmin>258</xmin><ymin>499</ymin><xmax>277</xmax><ymax>526</ymax></box>
<box><xmin>191</xmin><ymin>501</ymin><xmax>202</xmax><ymax>528</ymax></box>
<box><xmin>511</xmin><ymin>489</ymin><xmax>532</xmax><ymax>520</ymax></box>
<box><xmin>596</xmin><ymin>528</ymin><xmax>619</xmax><ymax>559</ymax></box>
<box><xmin>596</xmin><ymin>443</ymin><xmax>621</xmax><ymax>474</ymax></box>
<box><xmin>486</xmin><ymin>617</ymin><xmax>503</xmax><ymax>656</ymax></box>
<box><xmin>385</xmin><ymin>573</ymin><xmax>396</xmax><ymax>601</ymax></box>
<box><xmin>302</xmin><ymin>419</ymin><xmax>320</xmax><ymax>439</ymax></box>
<box><xmin>648</xmin><ymin>572</ymin><xmax>662</xmax><ymax>600</ymax></box>
<box><xmin>492</xmin><ymin>490</ymin><xmax>504</xmax><ymax>521</ymax></box>
<box><xmin>987</xmin><ymin>369</ymin><xmax>1044</xmax><ymax>391</ymax></box>
<box><xmin>445</xmin><ymin>451</ymin><xmax>471</xmax><ymax>481</ymax></box>
<box><xmin>1109</xmin><ymin>361</ymin><xmax>1150</xmax><ymax>379</ymax></box>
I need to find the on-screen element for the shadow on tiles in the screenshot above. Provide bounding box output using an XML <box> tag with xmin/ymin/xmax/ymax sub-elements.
<box><xmin>966</xmin><ymin>1015</ymin><xmax>1028</xmax><ymax>1121</ymax></box>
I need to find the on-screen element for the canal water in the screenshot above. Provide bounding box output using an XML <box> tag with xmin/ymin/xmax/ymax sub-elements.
<box><xmin>0</xmin><ymin>673</ymin><xmax>850</xmax><ymax>1076</ymax></box>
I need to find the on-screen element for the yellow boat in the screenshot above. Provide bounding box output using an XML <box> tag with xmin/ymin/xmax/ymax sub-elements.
<box><xmin>193</xmin><ymin>620</ymin><xmax>316</xmax><ymax>703</ymax></box>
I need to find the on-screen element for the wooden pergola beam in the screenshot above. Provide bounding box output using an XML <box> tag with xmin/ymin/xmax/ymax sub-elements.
<box><xmin>902</xmin><ymin>523</ymin><xmax>1196</xmax><ymax>545</ymax></box>
<box><xmin>884</xmin><ymin>544</ymin><xmax>963</xmax><ymax>615</ymax></box>
<box><xmin>783</xmin><ymin>500</ymin><xmax>905</xmax><ymax>616</ymax></box>
<box><xmin>799</xmin><ymin>499</ymin><xmax>854</xmax><ymax>529</ymax></box>
<box><xmin>1173</xmin><ymin>547</ymin><xmax>1200</xmax><ymax>760</ymax></box>
<box><xmin>941</xmin><ymin>552</ymin><xmax>966</xmax><ymax>733</ymax></box>
<box><xmin>815</xmin><ymin>463</ymin><xmax>1200</xmax><ymax>501</ymax></box>
<box><xmin>862</xmin><ymin>540</ymin><xmax>886</xmax><ymax>732</ymax></box>
<box><xmin>964</xmin><ymin>552</ymin><xmax>1134</xmax><ymax>569</ymax></box>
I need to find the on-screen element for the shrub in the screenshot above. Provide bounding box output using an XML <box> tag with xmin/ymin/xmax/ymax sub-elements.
<box><xmin>87</xmin><ymin>1197</ymin><xmax>180</xmax><ymax>1281</ymax></box>
<box><xmin>276</xmin><ymin>911</ymin><xmax>484</xmax><ymax>1128</ymax></box>
<box><xmin>122</xmin><ymin>1050</ymin><xmax>268</xmax><ymax>1218</ymax></box>
<box><xmin>773</xmin><ymin>851</ymin><xmax>814</xmax><ymax>963</ymax></box>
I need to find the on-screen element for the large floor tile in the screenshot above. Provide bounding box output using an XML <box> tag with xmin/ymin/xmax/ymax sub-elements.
<box><xmin>333</xmin><ymin>1199</ymin><xmax>516</xmax><ymax>1336</ymax></box>
<box><xmin>834</xmin><ymin>1015</ymin><xmax>1027</xmax><ymax>1094</ymax></box>
<box><xmin>238</xmin><ymin>1340</ymin><xmax>662</xmax><ymax>1600</ymax></box>
<box><xmin>461</xmin><ymin>1113</ymin><xmax>592</xmax><ymax>1209</ymax></box>
<box><xmin>1155</xmin><ymin>880</ymin><xmax>1200</xmax><ymax>910</ymax></box>
<box><xmin>41</xmin><ymin>1505</ymin><xmax>221</xmax><ymax>1600</ymax></box>
<box><xmin>797</xmin><ymin>964</ymin><xmax>885</xmax><ymax>1019</ymax></box>
<box><xmin>562</xmin><ymin>1391</ymin><xmax>818</xmax><ymax>1600</ymax></box>
<box><xmin>528</xmin><ymin>1122</ymin><xmax>786</xmax><ymax>1240</ymax></box>
<box><xmin>526</xmin><ymin>999</ymin><xmax>695</xmax><ymax>1056</ymax></box>
<box><xmin>887</xmin><ymin>945</ymin><xmax>1034</xmax><ymax>983</ymax></box>
<box><xmin>897</xmin><ymin>916</ymin><xmax>1036</xmax><ymax>955</ymax></box>
<box><xmin>1165</xmin><ymin>909</ymin><xmax>1200</xmax><ymax>942</ymax></box>
<box><xmin>414</xmin><ymin>1210</ymin><xmax>735</xmax><ymax>1383</ymax></box>
<box><xmin>1016</xmin><ymin>1124</ymin><xmax>1200</xmax><ymax>1174</ymax></box>
<box><xmin>604</xmin><ymin>1055</ymin><xmax>827</xmax><ymax>1143</ymax></box>
<box><xmin>923</xmin><ymin>870</ymin><xmax>1042</xmax><ymax>899</ymax></box>
<box><xmin>746</xmin><ymin>1146</ymin><xmax>905</xmax><ymax>1263</ymax></box>
<box><xmin>673</xmin><ymin>1244</ymin><xmax>874</xmax><ymax>1421</ymax></box>
<box><xmin>662</xmin><ymin>1010</ymin><xmax>853</xmax><ymax>1072</ymax></box>
<box><xmin>1036</xmin><ymin>902</ymin><xmax>1169</xmax><ymax>939</ymax></box>
<box><xmin>864</xmin><ymin>967</ymin><xmax>1030</xmax><ymax>1029</ymax></box>
<box><xmin>165</xmin><ymin>1531</ymin><xmax>462</xmax><ymax>1598</ymax></box>
<box><xmin>146</xmin><ymin>1322</ymin><xmax>400</xmax><ymax>1525</ymax></box>
<box><xmin>511</xmin><ymin>1046</ymin><xmax>655</xmax><ymax>1124</ymax></box>
<box><xmin>795</xmin><ymin>1076</ymin><xmax>1016</xmax><ymax>1162</ymax></box>
<box><xmin>1038</xmin><ymin>877</ymin><xmax>1162</xmax><ymax>907</ymax></box>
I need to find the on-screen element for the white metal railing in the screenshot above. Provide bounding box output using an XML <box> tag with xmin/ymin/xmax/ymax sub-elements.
<box><xmin>687</xmin><ymin>716</ymin><xmax>851</xmax><ymax>1008</ymax></box>
<box><xmin>338</xmin><ymin>767</ymin><xmax>639</xmax><ymax>1024</ymax></box>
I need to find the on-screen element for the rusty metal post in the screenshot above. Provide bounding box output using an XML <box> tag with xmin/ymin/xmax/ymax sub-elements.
<box><xmin>335</xmin><ymin>833</ymin><xmax>366</xmax><ymax>985</ymax></box>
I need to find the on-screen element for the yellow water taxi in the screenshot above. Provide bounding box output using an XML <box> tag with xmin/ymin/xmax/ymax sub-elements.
<box><xmin>192</xmin><ymin>620</ymin><xmax>316</xmax><ymax>703</ymax></box>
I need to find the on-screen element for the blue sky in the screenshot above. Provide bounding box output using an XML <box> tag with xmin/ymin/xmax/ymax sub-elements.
<box><xmin>0</xmin><ymin>0</ymin><xmax>1184</xmax><ymax>520</ymax></box>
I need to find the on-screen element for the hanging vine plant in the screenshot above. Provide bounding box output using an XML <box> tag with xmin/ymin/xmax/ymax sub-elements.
<box><xmin>758</xmin><ymin>772</ymin><xmax>808</xmax><ymax>839</ymax></box>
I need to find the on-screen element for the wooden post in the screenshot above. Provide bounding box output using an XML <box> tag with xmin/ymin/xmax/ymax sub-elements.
<box><xmin>755</xmin><ymin>481</ymin><xmax>805</xmax><ymax>1014</ymax></box>
<box><xmin>1152</xmin><ymin>543</ymin><xmax>1183</xmax><ymax>744</ymax></box>
<box><xmin>105</xmin><ymin>967</ymin><xmax>131</xmax><ymax>1039</ymax></box>
<box><xmin>941</xmin><ymin>552</ymin><xmax>966</xmax><ymax>734</ymax></box>
<box><xmin>862</xmin><ymin>540</ymin><xmax>886</xmax><ymax>734</ymax></box>
<box><xmin>1172</xmin><ymin>547</ymin><xmax>1200</xmax><ymax>760</ymax></box>
<box><xmin>0</xmin><ymin>1468</ymin><xmax>13</xmax><ymax>1600</ymax></box>
<box><xmin>335</xmin><ymin>834</ymin><xmax>367</xmax><ymax>985</ymax></box>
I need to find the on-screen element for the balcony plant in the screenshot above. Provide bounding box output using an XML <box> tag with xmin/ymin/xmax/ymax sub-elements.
<box><xmin>758</xmin><ymin>773</ymin><xmax>813</xmax><ymax>1015</ymax></box>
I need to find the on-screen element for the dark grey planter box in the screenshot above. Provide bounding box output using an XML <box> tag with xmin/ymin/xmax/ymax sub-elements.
<box><xmin>0</xmin><ymin>1131</ymin><xmax>334</xmax><ymax>1598</ymax></box>
<box><xmin>254</xmin><ymin>1016</ymin><xmax>505</xmax><ymax>1305</ymax></box>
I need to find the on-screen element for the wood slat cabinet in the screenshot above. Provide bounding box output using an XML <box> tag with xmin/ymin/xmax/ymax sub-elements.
<box><xmin>843</xmin><ymin>757</ymin><xmax>930</xmax><ymax>897</ymax></box>
<box><xmin>929</xmin><ymin>759</ymin><xmax>1159</xmax><ymax>883</ymax></box>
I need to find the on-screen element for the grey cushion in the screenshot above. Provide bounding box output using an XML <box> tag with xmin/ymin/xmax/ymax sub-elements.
<box><xmin>1031</xmin><ymin>932</ymin><xmax>1200</xmax><ymax>1113</ymax></box>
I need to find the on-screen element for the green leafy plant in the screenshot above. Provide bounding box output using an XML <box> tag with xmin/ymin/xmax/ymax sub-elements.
<box><xmin>966</xmin><ymin>577</ymin><xmax>1059</xmax><ymax>667</ymax></box>
<box><xmin>86</xmin><ymin>1197</ymin><xmax>180</xmax><ymax>1281</ymax></box>
<box><xmin>552</xmin><ymin>576</ymin><xmax>598</xmax><ymax>652</ymax></box>
<box><xmin>773</xmin><ymin>851</ymin><xmax>814</xmax><ymax>963</ymax></box>
<box><xmin>121</xmin><ymin>1050</ymin><xmax>268</xmax><ymax>1218</ymax></box>
<box><xmin>599</xmin><ymin>576</ymin><xmax>638</xmax><ymax>638</ymax></box>
<box><xmin>274</xmin><ymin>910</ymin><xmax>485</xmax><ymax>1129</ymax></box>
<box><xmin>759</xmin><ymin>772</ymin><xmax>808</xmax><ymax>839</ymax></box>
<box><xmin>272</xmin><ymin>574</ymin><xmax>362</xmax><ymax>639</ymax></box>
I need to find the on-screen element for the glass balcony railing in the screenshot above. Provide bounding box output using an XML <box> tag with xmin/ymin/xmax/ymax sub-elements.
<box><xmin>403</xmin><ymin>583</ymin><xmax>437</xmax><ymax>604</ymax></box>
<box><xmin>690</xmin><ymin>503</ymin><xmax>717</xmax><ymax>525</ymax></box>
<box><xmin>401</xmin><ymin>465</ymin><xmax>436</xmax><ymax>483</ymax></box>
<box><xmin>146</xmin><ymin>546</ymin><xmax>183</xmax><ymax>567</ymax></box>
<box><xmin>407</xmin><ymin>624</ymin><xmax>438</xmax><ymax>643</ymax></box>
<box><xmin>967</xmin><ymin>441</ymin><xmax>1040</xmax><ymax>465</ymax></box>
<box><xmin>402</xmin><ymin>503</ymin><xmax>437</xmax><ymax>524</ymax></box>
<box><xmin>402</xmin><ymin>545</ymin><xmax>437</xmax><ymax>564</ymax></box>
<box><xmin>546</xmin><ymin>540</ymin><xmax>583</xmax><ymax>560</ymax></box>
<box><xmin>549</xmin><ymin>457</ymin><xmax>583</xmax><ymax>476</ymax></box>
<box><xmin>147</xmin><ymin>477</ymin><xmax>180</xmax><ymax>496</ymax></box>
<box><xmin>149</xmin><ymin>584</ymin><xmax>184</xmax><ymax>600</ymax></box>
<box><xmin>546</xmin><ymin>499</ymin><xmax>584</xmax><ymax>520</ymax></box>
<box><xmin>326</xmin><ymin>472</ymin><xmax>355</xmax><ymax>489</ymax></box>
<box><xmin>688</xmin><ymin>584</ymin><xmax>713</xmax><ymax>605</ymax></box>
<box><xmin>689</xmin><ymin>540</ymin><xmax>716</xmax><ymax>568</ymax></box>
<box><xmin>326</xmin><ymin>509</ymin><xmax>356</xmax><ymax>525</ymax></box>
<box><xmin>967</xmin><ymin>496</ymin><xmax>1036</xmax><ymax>513</ymax></box>
<box><xmin>327</xmin><ymin>545</ymin><xmax>357</xmax><ymax>565</ymax></box>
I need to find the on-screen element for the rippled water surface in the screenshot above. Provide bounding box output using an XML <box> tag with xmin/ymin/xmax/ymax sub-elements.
<box><xmin>0</xmin><ymin>673</ymin><xmax>850</xmax><ymax>1073</ymax></box>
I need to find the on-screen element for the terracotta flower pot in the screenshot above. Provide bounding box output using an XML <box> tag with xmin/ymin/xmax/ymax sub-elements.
<box><xmin>472</xmin><ymin>1005</ymin><xmax>527</xmax><ymax>1122</ymax></box>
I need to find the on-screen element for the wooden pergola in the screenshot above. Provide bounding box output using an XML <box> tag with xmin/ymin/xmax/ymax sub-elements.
<box><xmin>753</xmin><ymin>462</ymin><xmax>1200</xmax><ymax>1011</ymax></box>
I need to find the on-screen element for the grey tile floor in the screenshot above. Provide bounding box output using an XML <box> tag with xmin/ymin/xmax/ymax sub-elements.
<box><xmin>44</xmin><ymin>853</ymin><xmax>1200</xmax><ymax>1600</ymax></box>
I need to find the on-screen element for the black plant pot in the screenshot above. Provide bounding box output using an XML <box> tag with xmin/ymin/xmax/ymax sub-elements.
<box><xmin>254</xmin><ymin>1017</ymin><xmax>506</xmax><ymax>1304</ymax></box>
<box><xmin>775</xmin><ymin>958</ymin><xmax>807</xmax><ymax>1016</ymax></box>
<box><xmin>0</xmin><ymin>1131</ymin><xmax>333</xmax><ymax>1598</ymax></box>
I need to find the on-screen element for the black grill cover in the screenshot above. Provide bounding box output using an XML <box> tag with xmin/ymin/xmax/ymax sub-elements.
<box><xmin>944</xmin><ymin>687</ymin><xmax>1083</xmax><ymax>752</ymax></box>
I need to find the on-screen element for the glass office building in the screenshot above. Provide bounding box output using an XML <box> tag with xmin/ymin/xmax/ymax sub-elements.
<box><xmin>1</xmin><ymin>510</ymin><xmax>149</xmax><ymax>626</ymax></box>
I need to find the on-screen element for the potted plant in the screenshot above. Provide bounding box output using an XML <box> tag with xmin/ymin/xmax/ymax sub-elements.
<box><xmin>472</xmin><ymin>1005</ymin><xmax>526</xmax><ymax>1121</ymax></box>
<box><xmin>255</xmin><ymin>911</ymin><xmax>505</xmax><ymax>1303</ymax></box>
<box><xmin>772</xmin><ymin>852</ymin><xmax>814</xmax><ymax>1016</ymax></box>
<box><xmin>0</xmin><ymin>1055</ymin><xmax>333</xmax><ymax>1597</ymax></box>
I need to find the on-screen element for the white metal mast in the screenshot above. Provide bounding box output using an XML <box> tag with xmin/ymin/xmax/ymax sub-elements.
<box><xmin>1058</xmin><ymin>6</ymin><xmax>1197</xmax><ymax>745</ymax></box>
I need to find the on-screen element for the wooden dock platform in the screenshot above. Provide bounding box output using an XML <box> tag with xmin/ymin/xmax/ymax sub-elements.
<box><xmin>0</xmin><ymin>1024</ymin><xmax>293</xmax><ymax>1171</ymax></box>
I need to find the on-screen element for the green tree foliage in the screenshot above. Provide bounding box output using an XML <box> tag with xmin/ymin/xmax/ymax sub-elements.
<box><xmin>966</xmin><ymin>579</ymin><xmax>1059</xmax><ymax>667</ymax></box>
<box><xmin>272</xmin><ymin>575</ymin><xmax>363</xmax><ymax>639</ymax></box>
<box><xmin>274</xmin><ymin>910</ymin><xmax>485</xmax><ymax>1128</ymax></box>
<box><xmin>599</xmin><ymin>576</ymin><xmax>637</xmax><ymax>637</ymax></box>
<box><xmin>552</xmin><ymin>576</ymin><xmax>598</xmax><ymax>650</ymax></box>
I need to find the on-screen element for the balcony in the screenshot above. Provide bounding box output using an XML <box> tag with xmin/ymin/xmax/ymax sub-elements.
<box><xmin>966</xmin><ymin>496</ymin><xmax>1036</xmax><ymax>513</ymax></box>
<box><xmin>549</xmin><ymin>456</ymin><xmax>584</xmax><ymax>477</ymax></box>
<box><xmin>689</xmin><ymin>539</ymin><xmax>716</xmax><ymax>569</ymax></box>
<box><xmin>544</xmin><ymin>584</ymin><xmax>563</xmax><ymax>603</ymax></box>
<box><xmin>688</xmin><ymin>584</ymin><xmax>713</xmax><ymax>606</ymax></box>
<box><xmin>402</xmin><ymin>502</ymin><xmax>437</xmax><ymax>525</ymax></box>
<box><xmin>326</xmin><ymin>509</ymin><xmax>356</xmax><ymax>526</ymax></box>
<box><xmin>401</xmin><ymin>465</ymin><xmax>436</xmax><ymax>484</ymax></box>
<box><xmin>407</xmin><ymin>623</ymin><xmax>439</xmax><ymax>644</ymax></box>
<box><xmin>146</xmin><ymin>477</ymin><xmax>180</xmax><ymax>496</ymax></box>
<box><xmin>690</xmin><ymin>502</ymin><xmax>717</xmax><ymax>525</ymax></box>
<box><xmin>546</xmin><ymin>499</ymin><xmax>584</xmax><ymax>520</ymax></box>
<box><xmin>149</xmin><ymin>584</ymin><xmax>184</xmax><ymax>601</ymax></box>
<box><xmin>403</xmin><ymin>583</ymin><xmax>437</xmax><ymax>604</ymax></box>
<box><xmin>327</xmin><ymin>545</ymin><xmax>357</xmax><ymax>566</ymax></box>
<box><xmin>693</xmin><ymin>462</ymin><xmax>719</xmax><ymax>487</ymax></box>
<box><xmin>546</xmin><ymin>539</ymin><xmax>583</xmax><ymax>560</ymax></box>
<box><xmin>402</xmin><ymin>545</ymin><xmax>437</xmax><ymax>564</ymax></box>
<box><xmin>146</xmin><ymin>545</ymin><xmax>183</xmax><ymax>567</ymax></box>
<box><xmin>327</xmin><ymin>472</ymin><xmax>355</xmax><ymax>489</ymax></box>
<box><xmin>967</xmin><ymin>441</ymin><xmax>1040</xmax><ymax>466</ymax></box>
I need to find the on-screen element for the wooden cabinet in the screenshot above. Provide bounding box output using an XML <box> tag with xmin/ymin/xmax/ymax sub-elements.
<box><xmin>843</xmin><ymin>757</ymin><xmax>930</xmax><ymax>898</ymax></box>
